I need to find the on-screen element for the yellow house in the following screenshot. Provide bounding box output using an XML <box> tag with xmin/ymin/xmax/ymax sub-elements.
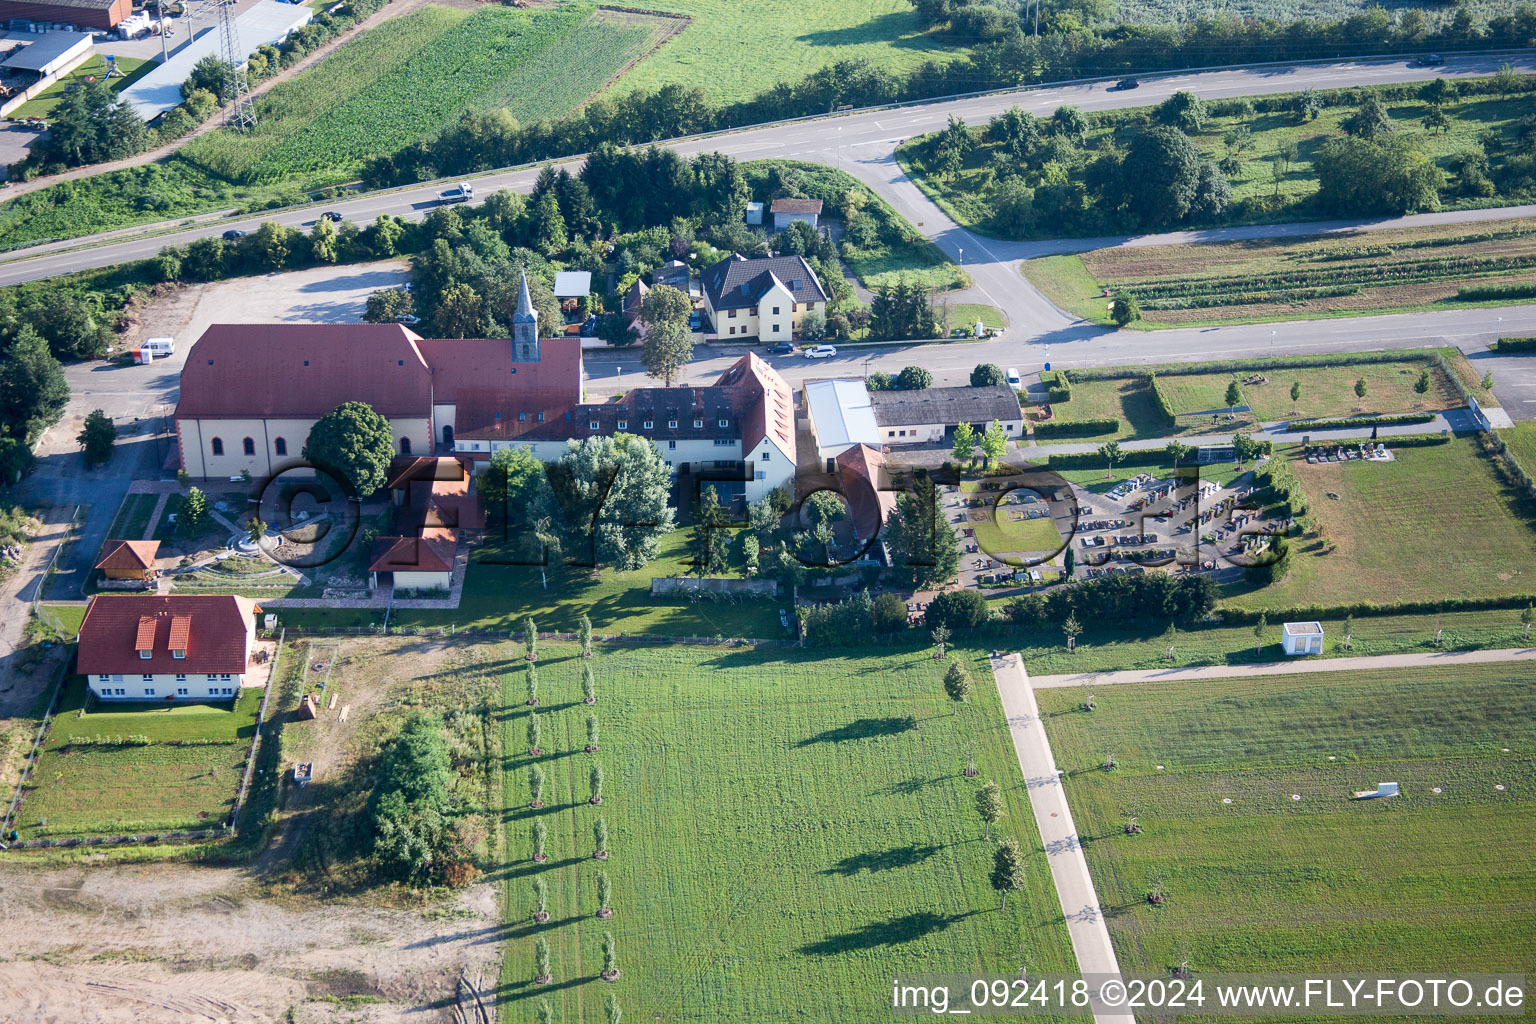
<box><xmin>700</xmin><ymin>253</ymin><xmax>827</xmax><ymax>343</ymax></box>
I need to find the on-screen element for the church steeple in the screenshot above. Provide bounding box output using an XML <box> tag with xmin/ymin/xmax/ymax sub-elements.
<box><xmin>513</xmin><ymin>268</ymin><xmax>540</xmax><ymax>362</ymax></box>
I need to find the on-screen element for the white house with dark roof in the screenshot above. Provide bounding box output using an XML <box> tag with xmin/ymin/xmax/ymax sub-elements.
<box><xmin>770</xmin><ymin>198</ymin><xmax>822</xmax><ymax>231</ymax></box>
<box><xmin>869</xmin><ymin>385</ymin><xmax>1024</xmax><ymax>445</ymax></box>
<box><xmin>700</xmin><ymin>253</ymin><xmax>826</xmax><ymax>342</ymax></box>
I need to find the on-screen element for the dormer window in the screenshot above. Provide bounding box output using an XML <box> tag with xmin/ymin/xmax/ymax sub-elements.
<box><xmin>589</xmin><ymin>420</ymin><xmax>600</xmax><ymax>430</ymax></box>
<box><xmin>643</xmin><ymin>420</ymin><xmax>653</xmax><ymax>429</ymax></box>
<box><xmin>139</xmin><ymin>649</ymin><xmax>151</xmax><ymax>660</ymax></box>
<box><xmin>173</xmin><ymin>649</ymin><xmax>186</xmax><ymax>660</ymax></box>
<box><xmin>617</xmin><ymin>420</ymin><xmax>627</xmax><ymax>430</ymax></box>
<box><xmin>693</xmin><ymin>419</ymin><xmax>704</xmax><ymax>428</ymax></box>
<box><xmin>668</xmin><ymin>419</ymin><xmax>678</xmax><ymax>429</ymax></box>
<box><xmin>718</xmin><ymin>419</ymin><xmax>729</xmax><ymax>428</ymax></box>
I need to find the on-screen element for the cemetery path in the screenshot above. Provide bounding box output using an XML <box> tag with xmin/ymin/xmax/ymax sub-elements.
<box><xmin>1030</xmin><ymin>645</ymin><xmax>1536</xmax><ymax>689</ymax></box>
<box><xmin>988</xmin><ymin>652</ymin><xmax>1136</xmax><ymax>1024</ymax></box>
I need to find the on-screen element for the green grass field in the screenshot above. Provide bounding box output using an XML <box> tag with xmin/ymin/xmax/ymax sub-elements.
<box><xmin>11</xmin><ymin>55</ymin><xmax>154</xmax><ymax>118</ymax></box>
<box><xmin>1037</xmin><ymin>666</ymin><xmax>1536</xmax><ymax>975</ymax></box>
<box><xmin>497</xmin><ymin>643</ymin><xmax>1077</xmax><ymax>1021</ymax></box>
<box><xmin>20</xmin><ymin>679</ymin><xmax>261</xmax><ymax>838</ymax></box>
<box><xmin>180</xmin><ymin>4</ymin><xmax>672</xmax><ymax>184</ymax></box>
<box><xmin>612</xmin><ymin>0</ymin><xmax>955</xmax><ymax>104</ymax></box>
<box><xmin>1042</xmin><ymin>355</ymin><xmax>1455</xmax><ymax>440</ymax></box>
<box><xmin>104</xmin><ymin>492</ymin><xmax>158</xmax><ymax>544</ymax></box>
<box><xmin>1008</xmin><ymin>605</ymin><xmax>1536</xmax><ymax>676</ymax></box>
<box><xmin>1025</xmin><ymin>219</ymin><xmax>1536</xmax><ymax>329</ymax></box>
<box><xmin>904</xmin><ymin>87</ymin><xmax>1536</xmax><ymax>242</ymax></box>
<box><xmin>1227</xmin><ymin>440</ymin><xmax>1536</xmax><ymax>610</ymax></box>
<box><xmin>35</xmin><ymin>604</ymin><xmax>87</xmax><ymax>638</ymax></box>
<box><xmin>282</xmin><ymin>530</ymin><xmax>783</xmax><ymax>637</ymax></box>
<box><xmin>1499</xmin><ymin>422</ymin><xmax>1536</xmax><ymax>471</ymax></box>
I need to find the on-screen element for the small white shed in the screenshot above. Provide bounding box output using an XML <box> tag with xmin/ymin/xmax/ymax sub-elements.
<box><xmin>1282</xmin><ymin>621</ymin><xmax>1324</xmax><ymax>656</ymax></box>
<box><xmin>745</xmin><ymin>201</ymin><xmax>764</xmax><ymax>226</ymax></box>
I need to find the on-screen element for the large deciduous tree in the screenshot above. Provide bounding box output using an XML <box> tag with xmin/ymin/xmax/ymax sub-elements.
<box><xmin>638</xmin><ymin>284</ymin><xmax>694</xmax><ymax>386</ymax></box>
<box><xmin>305</xmin><ymin>401</ymin><xmax>396</xmax><ymax>497</ymax></box>
<box><xmin>533</xmin><ymin>434</ymin><xmax>676</xmax><ymax>570</ymax></box>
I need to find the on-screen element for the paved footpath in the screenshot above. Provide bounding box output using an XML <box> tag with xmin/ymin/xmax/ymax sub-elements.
<box><xmin>989</xmin><ymin>653</ymin><xmax>1134</xmax><ymax>1024</ymax></box>
<box><xmin>1032</xmin><ymin>645</ymin><xmax>1536</xmax><ymax>689</ymax></box>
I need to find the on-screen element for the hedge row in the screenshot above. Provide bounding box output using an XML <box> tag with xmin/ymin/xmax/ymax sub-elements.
<box><xmin>1032</xmin><ymin>418</ymin><xmax>1119</xmax><ymax>438</ymax></box>
<box><xmin>1494</xmin><ymin>336</ymin><xmax>1536</xmax><ymax>352</ymax></box>
<box><xmin>1213</xmin><ymin>592</ymin><xmax>1536</xmax><ymax>627</ymax></box>
<box><xmin>1286</xmin><ymin>412</ymin><xmax>1436</xmax><ymax>431</ymax></box>
<box><xmin>1045</xmin><ymin>445</ymin><xmax>1184</xmax><ymax>470</ymax></box>
<box><xmin>1457</xmin><ymin>281</ymin><xmax>1536</xmax><ymax>301</ymax></box>
<box><xmin>1064</xmin><ymin>349</ymin><xmax>1434</xmax><ymax>383</ymax></box>
<box><xmin>1148</xmin><ymin>373</ymin><xmax>1177</xmax><ymax>428</ymax></box>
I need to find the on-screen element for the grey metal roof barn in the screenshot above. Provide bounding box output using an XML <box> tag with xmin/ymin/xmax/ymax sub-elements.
<box><xmin>869</xmin><ymin>384</ymin><xmax>1022</xmax><ymax>427</ymax></box>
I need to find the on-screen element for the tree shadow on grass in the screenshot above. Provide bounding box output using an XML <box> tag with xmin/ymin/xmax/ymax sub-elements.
<box><xmin>798</xmin><ymin>910</ymin><xmax>976</xmax><ymax>956</ymax></box>
<box><xmin>822</xmin><ymin>844</ymin><xmax>943</xmax><ymax>876</ymax></box>
<box><xmin>797</xmin><ymin>716</ymin><xmax>918</xmax><ymax>746</ymax></box>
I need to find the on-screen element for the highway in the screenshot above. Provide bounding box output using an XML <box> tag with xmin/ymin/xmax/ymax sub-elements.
<box><xmin>5</xmin><ymin>51</ymin><xmax>1536</xmax><ymax>412</ymax></box>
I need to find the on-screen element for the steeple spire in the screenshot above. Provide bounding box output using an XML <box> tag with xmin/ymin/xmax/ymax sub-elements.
<box><xmin>512</xmin><ymin>266</ymin><xmax>540</xmax><ymax>362</ymax></box>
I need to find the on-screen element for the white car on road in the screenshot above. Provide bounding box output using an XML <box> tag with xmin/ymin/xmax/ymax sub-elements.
<box><xmin>804</xmin><ymin>344</ymin><xmax>838</xmax><ymax>359</ymax></box>
<box><xmin>1006</xmin><ymin>367</ymin><xmax>1021</xmax><ymax>387</ymax></box>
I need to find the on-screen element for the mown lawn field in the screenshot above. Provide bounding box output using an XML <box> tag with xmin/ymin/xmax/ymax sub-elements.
<box><xmin>1040</xmin><ymin>354</ymin><xmax>1455</xmax><ymax>440</ymax></box>
<box><xmin>180</xmin><ymin>3</ymin><xmax>673</xmax><ymax>184</ymax></box>
<box><xmin>1499</xmin><ymin>421</ymin><xmax>1536</xmax><ymax>471</ymax></box>
<box><xmin>1037</xmin><ymin>666</ymin><xmax>1536</xmax><ymax>975</ymax></box>
<box><xmin>612</xmin><ymin>0</ymin><xmax>956</xmax><ymax>104</ymax></box>
<box><xmin>1026</xmin><ymin>217</ymin><xmax>1536</xmax><ymax>328</ymax></box>
<box><xmin>20</xmin><ymin>679</ymin><xmax>261</xmax><ymax>838</ymax></box>
<box><xmin>1225</xmin><ymin>439</ymin><xmax>1536</xmax><ymax>610</ymax></box>
<box><xmin>1005</xmin><ymin>605</ymin><xmax>1536</xmax><ymax>676</ymax></box>
<box><xmin>11</xmin><ymin>55</ymin><xmax>154</xmax><ymax>118</ymax></box>
<box><xmin>281</xmin><ymin>530</ymin><xmax>783</xmax><ymax>638</ymax></box>
<box><xmin>496</xmin><ymin>643</ymin><xmax>1079</xmax><ymax>1022</ymax></box>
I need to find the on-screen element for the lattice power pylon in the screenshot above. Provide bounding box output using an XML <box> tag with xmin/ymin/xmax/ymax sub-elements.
<box><xmin>217</xmin><ymin>0</ymin><xmax>256</xmax><ymax>131</ymax></box>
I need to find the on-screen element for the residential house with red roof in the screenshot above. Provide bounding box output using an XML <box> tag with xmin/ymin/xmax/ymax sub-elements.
<box><xmin>77</xmin><ymin>595</ymin><xmax>262</xmax><ymax>701</ymax></box>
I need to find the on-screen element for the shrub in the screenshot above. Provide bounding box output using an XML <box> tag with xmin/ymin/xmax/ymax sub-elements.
<box><xmin>924</xmin><ymin>589</ymin><xmax>991</xmax><ymax>630</ymax></box>
<box><xmin>1458</xmin><ymin>282</ymin><xmax>1536</xmax><ymax>302</ymax></box>
<box><xmin>1494</xmin><ymin>336</ymin><xmax>1536</xmax><ymax>352</ymax></box>
<box><xmin>872</xmin><ymin>592</ymin><xmax>910</xmax><ymax>633</ymax></box>
<box><xmin>1285</xmin><ymin>413</ymin><xmax>1435</xmax><ymax>431</ymax></box>
<box><xmin>1148</xmin><ymin>373</ymin><xmax>1178</xmax><ymax>428</ymax></box>
<box><xmin>1033</xmin><ymin>418</ymin><xmax>1118</xmax><ymax>438</ymax></box>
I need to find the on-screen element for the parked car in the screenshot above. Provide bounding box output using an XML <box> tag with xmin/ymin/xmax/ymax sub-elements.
<box><xmin>320</xmin><ymin>211</ymin><xmax>343</xmax><ymax>222</ymax></box>
<box><xmin>1006</xmin><ymin>367</ymin><xmax>1021</xmax><ymax>388</ymax></box>
<box><xmin>804</xmin><ymin>344</ymin><xmax>838</xmax><ymax>359</ymax></box>
<box><xmin>393</xmin><ymin>314</ymin><xmax>420</xmax><ymax>325</ymax></box>
<box><xmin>579</xmin><ymin>315</ymin><xmax>598</xmax><ymax>337</ymax></box>
<box><xmin>767</xmin><ymin>341</ymin><xmax>796</xmax><ymax>355</ymax></box>
<box><xmin>1111</xmin><ymin>78</ymin><xmax>1140</xmax><ymax>90</ymax></box>
<box><xmin>221</xmin><ymin>229</ymin><xmax>246</xmax><ymax>240</ymax></box>
<box><xmin>437</xmin><ymin>183</ymin><xmax>474</xmax><ymax>204</ymax></box>
<box><xmin>688</xmin><ymin>311</ymin><xmax>701</xmax><ymax>330</ymax></box>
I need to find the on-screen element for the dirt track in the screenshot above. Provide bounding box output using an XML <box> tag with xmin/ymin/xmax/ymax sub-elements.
<box><xmin>0</xmin><ymin>860</ymin><xmax>502</xmax><ymax>1023</ymax></box>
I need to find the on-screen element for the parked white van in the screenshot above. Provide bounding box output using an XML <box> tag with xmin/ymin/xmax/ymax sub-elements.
<box><xmin>142</xmin><ymin>337</ymin><xmax>175</xmax><ymax>357</ymax></box>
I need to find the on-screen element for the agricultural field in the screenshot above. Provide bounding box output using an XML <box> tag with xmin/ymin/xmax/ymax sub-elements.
<box><xmin>1111</xmin><ymin>0</ymin><xmax>1528</xmax><ymax>25</ymax></box>
<box><xmin>180</xmin><ymin>4</ymin><xmax>676</xmax><ymax>185</ymax></box>
<box><xmin>10</xmin><ymin>55</ymin><xmax>154</xmax><ymax>119</ymax></box>
<box><xmin>1037</xmin><ymin>666</ymin><xmax>1536</xmax><ymax>975</ymax></box>
<box><xmin>1040</xmin><ymin>353</ymin><xmax>1458</xmax><ymax>441</ymax></box>
<box><xmin>610</xmin><ymin>0</ymin><xmax>956</xmax><ymax>105</ymax></box>
<box><xmin>18</xmin><ymin>679</ymin><xmax>261</xmax><ymax>838</ymax></box>
<box><xmin>1228</xmin><ymin>438</ymin><xmax>1536</xmax><ymax>610</ymax></box>
<box><xmin>905</xmin><ymin>83</ymin><xmax>1536</xmax><ymax>244</ymax></box>
<box><xmin>1029</xmin><ymin>219</ymin><xmax>1536</xmax><ymax>328</ymax></box>
<box><xmin>497</xmin><ymin>643</ymin><xmax>1077</xmax><ymax>1022</ymax></box>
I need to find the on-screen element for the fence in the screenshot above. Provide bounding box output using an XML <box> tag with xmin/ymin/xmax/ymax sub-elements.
<box><xmin>30</xmin><ymin>505</ymin><xmax>82</xmax><ymax>629</ymax></box>
<box><xmin>0</xmin><ymin>658</ymin><xmax>71</xmax><ymax>842</ymax></box>
<box><xmin>278</xmin><ymin>623</ymin><xmax>779</xmax><ymax>646</ymax></box>
<box><xmin>228</xmin><ymin>628</ymin><xmax>286</xmax><ymax>832</ymax></box>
